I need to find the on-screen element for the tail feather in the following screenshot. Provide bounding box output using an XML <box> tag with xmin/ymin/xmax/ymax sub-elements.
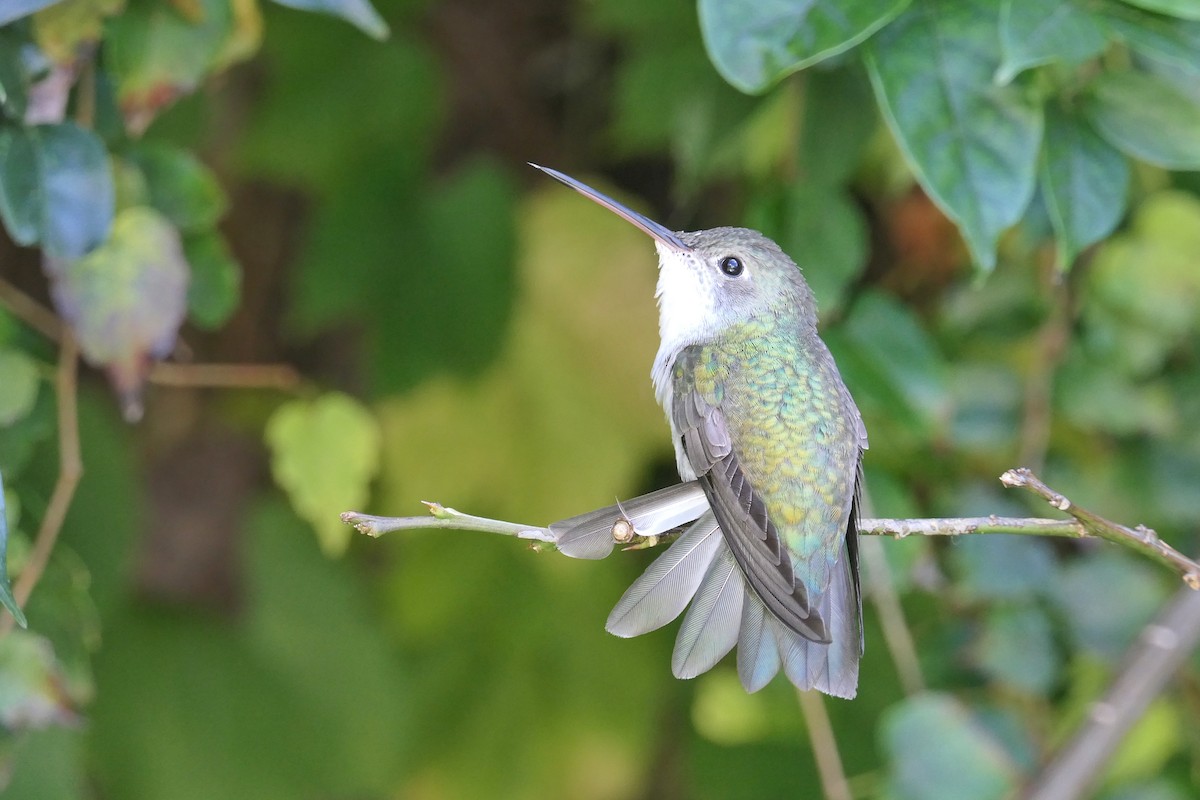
<box><xmin>581</xmin><ymin>483</ymin><xmax>863</xmax><ymax>698</ymax></box>
<box><xmin>652</xmin><ymin>534</ymin><xmax>859</xmax><ymax>695</ymax></box>
<box><xmin>672</xmin><ymin>546</ymin><xmax>744</xmax><ymax>678</ymax></box>
<box><xmin>736</xmin><ymin>591</ymin><xmax>781</xmax><ymax>692</ymax></box>
<box><xmin>606</xmin><ymin>512</ymin><xmax>722</xmax><ymax>637</ymax></box>
<box><xmin>775</xmin><ymin>545</ymin><xmax>861</xmax><ymax>699</ymax></box>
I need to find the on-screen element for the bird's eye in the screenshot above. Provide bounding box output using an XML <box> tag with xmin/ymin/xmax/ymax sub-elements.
<box><xmin>719</xmin><ymin>256</ymin><xmax>744</xmax><ymax>277</ymax></box>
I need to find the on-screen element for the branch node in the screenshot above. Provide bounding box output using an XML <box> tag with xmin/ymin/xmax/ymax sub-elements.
<box><xmin>1143</xmin><ymin>624</ymin><xmax>1179</xmax><ymax>651</ymax></box>
<box><xmin>612</xmin><ymin>518</ymin><xmax>635</xmax><ymax>543</ymax></box>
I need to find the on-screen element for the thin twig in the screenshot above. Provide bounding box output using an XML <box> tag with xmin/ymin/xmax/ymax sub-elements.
<box><xmin>148</xmin><ymin>362</ymin><xmax>302</xmax><ymax>391</ymax></box>
<box><xmin>796</xmin><ymin>688</ymin><xmax>852</xmax><ymax>800</ymax></box>
<box><xmin>0</xmin><ymin>335</ymin><xmax>82</xmax><ymax>636</ymax></box>
<box><xmin>860</xmin><ymin>536</ymin><xmax>925</xmax><ymax>695</ymax></box>
<box><xmin>342</xmin><ymin>469</ymin><xmax>1200</xmax><ymax>588</ymax></box>
<box><xmin>0</xmin><ymin>278</ymin><xmax>300</xmax><ymax>392</ymax></box>
<box><xmin>1001</xmin><ymin>468</ymin><xmax>1200</xmax><ymax>588</ymax></box>
<box><xmin>341</xmin><ymin>503</ymin><xmax>557</xmax><ymax>547</ymax></box>
<box><xmin>0</xmin><ymin>276</ymin><xmax>63</xmax><ymax>341</ymax></box>
<box><xmin>1022</xmin><ymin>583</ymin><xmax>1200</xmax><ymax>800</ymax></box>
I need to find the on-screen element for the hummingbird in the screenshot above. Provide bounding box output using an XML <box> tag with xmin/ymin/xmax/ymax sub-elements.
<box><xmin>533</xmin><ymin>165</ymin><xmax>867</xmax><ymax>698</ymax></box>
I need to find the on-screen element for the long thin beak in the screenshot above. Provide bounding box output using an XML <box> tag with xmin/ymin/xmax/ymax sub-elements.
<box><xmin>530</xmin><ymin>163</ymin><xmax>692</xmax><ymax>253</ymax></box>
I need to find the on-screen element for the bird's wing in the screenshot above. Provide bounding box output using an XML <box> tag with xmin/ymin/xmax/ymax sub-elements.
<box><xmin>670</xmin><ymin>346</ymin><xmax>829</xmax><ymax>643</ymax></box>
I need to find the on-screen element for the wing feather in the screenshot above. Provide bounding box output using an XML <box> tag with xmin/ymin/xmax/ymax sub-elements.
<box><xmin>550</xmin><ymin>482</ymin><xmax>709</xmax><ymax>559</ymax></box>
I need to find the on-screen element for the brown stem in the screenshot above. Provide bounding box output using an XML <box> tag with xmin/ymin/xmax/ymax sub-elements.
<box><xmin>148</xmin><ymin>362</ymin><xmax>302</xmax><ymax>391</ymax></box>
<box><xmin>0</xmin><ymin>276</ymin><xmax>63</xmax><ymax>341</ymax></box>
<box><xmin>796</xmin><ymin>688</ymin><xmax>852</xmax><ymax>800</ymax></box>
<box><xmin>861</xmin><ymin>536</ymin><xmax>925</xmax><ymax>695</ymax></box>
<box><xmin>0</xmin><ymin>335</ymin><xmax>82</xmax><ymax>635</ymax></box>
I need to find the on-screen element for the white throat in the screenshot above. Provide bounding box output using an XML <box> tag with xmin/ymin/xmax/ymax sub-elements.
<box><xmin>651</xmin><ymin>243</ymin><xmax>718</xmax><ymax>407</ymax></box>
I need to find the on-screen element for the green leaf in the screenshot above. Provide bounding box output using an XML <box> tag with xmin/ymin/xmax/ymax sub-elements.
<box><xmin>3</xmin><ymin>727</ymin><xmax>88</xmax><ymax>799</ymax></box>
<box><xmin>949</xmin><ymin>535</ymin><xmax>1058</xmax><ymax>601</ymax></box>
<box><xmin>0</xmin><ymin>470</ymin><xmax>27</xmax><ymax>628</ymax></box>
<box><xmin>292</xmin><ymin>159</ymin><xmax>517</xmax><ymax>394</ymax></box>
<box><xmin>3</xmin><ymin>122</ymin><xmax>116</xmax><ymax>258</ymax></box>
<box><xmin>699</xmin><ymin>0</ymin><xmax>910</xmax><ymax>93</ymax></box>
<box><xmin>0</xmin><ymin>128</ymin><xmax>39</xmax><ymax>246</ymax></box>
<box><xmin>0</xmin><ymin>28</ymin><xmax>30</xmax><ymax>118</ymax></box>
<box><xmin>826</xmin><ymin>291</ymin><xmax>948</xmax><ymax>446</ymax></box>
<box><xmin>182</xmin><ymin>231</ymin><xmax>240</xmax><ymax>329</ymax></box>
<box><xmin>265</xmin><ymin>393</ymin><xmax>381</xmax><ymax>556</ymax></box>
<box><xmin>882</xmin><ymin>693</ymin><xmax>1019</xmax><ymax>800</ymax></box>
<box><xmin>1052</xmin><ymin>549</ymin><xmax>1168</xmax><ymax>660</ymax></box>
<box><xmin>1119</xmin><ymin>0</ymin><xmax>1200</xmax><ymax>20</ymax></box>
<box><xmin>996</xmin><ymin>0</ymin><xmax>1109</xmax><ymax>84</ymax></box>
<box><xmin>1081</xmin><ymin>190</ymin><xmax>1200</xmax><ymax>377</ymax></box>
<box><xmin>865</xmin><ymin>0</ymin><xmax>1043</xmax><ymax>270</ymax></box>
<box><xmin>607</xmin><ymin>32</ymin><xmax>762</xmax><ymax>187</ymax></box>
<box><xmin>1100</xmin><ymin>779</ymin><xmax>1194</xmax><ymax>800</ymax></box>
<box><xmin>32</xmin><ymin>0</ymin><xmax>124</xmax><ymax>65</ymax></box>
<box><xmin>125</xmin><ymin>143</ymin><xmax>227</xmax><ymax>232</ymax></box>
<box><xmin>0</xmin><ymin>389</ymin><xmax>54</xmax><ymax>478</ymax></box>
<box><xmin>44</xmin><ymin>205</ymin><xmax>188</xmax><ymax>420</ymax></box>
<box><xmin>268</xmin><ymin>0</ymin><xmax>389</xmax><ymax>40</ymax></box>
<box><xmin>0</xmin><ymin>349</ymin><xmax>40</xmax><ymax>427</ymax></box>
<box><xmin>1058</xmin><ymin>358</ymin><xmax>1176</xmax><ymax>434</ymax></box>
<box><xmin>36</xmin><ymin>122</ymin><xmax>114</xmax><ymax>259</ymax></box>
<box><xmin>234</xmin><ymin>24</ymin><xmax>439</xmax><ymax>191</ymax></box>
<box><xmin>799</xmin><ymin>64</ymin><xmax>879</xmax><ymax>187</ymax></box>
<box><xmin>973</xmin><ymin>604</ymin><xmax>1060</xmax><ymax>694</ymax></box>
<box><xmin>1105</xmin><ymin>4</ymin><xmax>1200</xmax><ymax>77</ymax></box>
<box><xmin>1040</xmin><ymin>105</ymin><xmax>1129</xmax><ymax>270</ymax></box>
<box><xmin>1105</xmin><ymin>699</ymin><xmax>1184</xmax><ymax>786</ymax></box>
<box><xmin>1085</xmin><ymin>70</ymin><xmax>1200</xmax><ymax>169</ymax></box>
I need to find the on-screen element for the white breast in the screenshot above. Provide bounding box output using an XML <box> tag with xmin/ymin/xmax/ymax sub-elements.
<box><xmin>651</xmin><ymin>243</ymin><xmax>715</xmax><ymax>482</ymax></box>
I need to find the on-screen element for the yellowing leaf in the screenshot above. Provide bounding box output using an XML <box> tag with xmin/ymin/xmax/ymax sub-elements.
<box><xmin>266</xmin><ymin>393</ymin><xmax>381</xmax><ymax>556</ymax></box>
<box><xmin>45</xmin><ymin>205</ymin><xmax>188</xmax><ymax>421</ymax></box>
<box><xmin>33</xmin><ymin>0</ymin><xmax>124</xmax><ymax>64</ymax></box>
<box><xmin>376</xmin><ymin>181</ymin><xmax>669</xmax><ymax>526</ymax></box>
<box><xmin>105</xmin><ymin>0</ymin><xmax>251</xmax><ymax>134</ymax></box>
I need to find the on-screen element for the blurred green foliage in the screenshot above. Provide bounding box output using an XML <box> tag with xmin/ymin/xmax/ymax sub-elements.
<box><xmin>2</xmin><ymin>0</ymin><xmax>1200</xmax><ymax>798</ymax></box>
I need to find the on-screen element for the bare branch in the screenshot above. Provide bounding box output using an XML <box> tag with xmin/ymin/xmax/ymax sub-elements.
<box><xmin>796</xmin><ymin>688</ymin><xmax>852</xmax><ymax>800</ymax></box>
<box><xmin>0</xmin><ymin>276</ymin><xmax>63</xmax><ymax>342</ymax></box>
<box><xmin>1002</xmin><ymin>468</ymin><xmax>1200</xmax><ymax>588</ymax></box>
<box><xmin>341</xmin><ymin>469</ymin><xmax>1200</xmax><ymax>588</ymax></box>
<box><xmin>1022</xmin><ymin>583</ymin><xmax>1200</xmax><ymax>800</ymax></box>
<box><xmin>861</xmin><ymin>536</ymin><xmax>925</xmax><ymax>695</ymax></box>
<box><xmin>341</xmin><ymin>503</ymin><xmax>556</xmax><ymax>547</ymax></box>
<box><xmin>148</xmin><ymin>362</ymin><xmax>302</xmax><ymax>391</ymax></box>
<box><xmin>0</xmin><ymin>278</ymin><xmax>299</xmax><ymax>393</ymax></box>
<box><xmin>0</xmin><ymin>335</ymin><xmax>83</xmax><ymax>636</ymax></box>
